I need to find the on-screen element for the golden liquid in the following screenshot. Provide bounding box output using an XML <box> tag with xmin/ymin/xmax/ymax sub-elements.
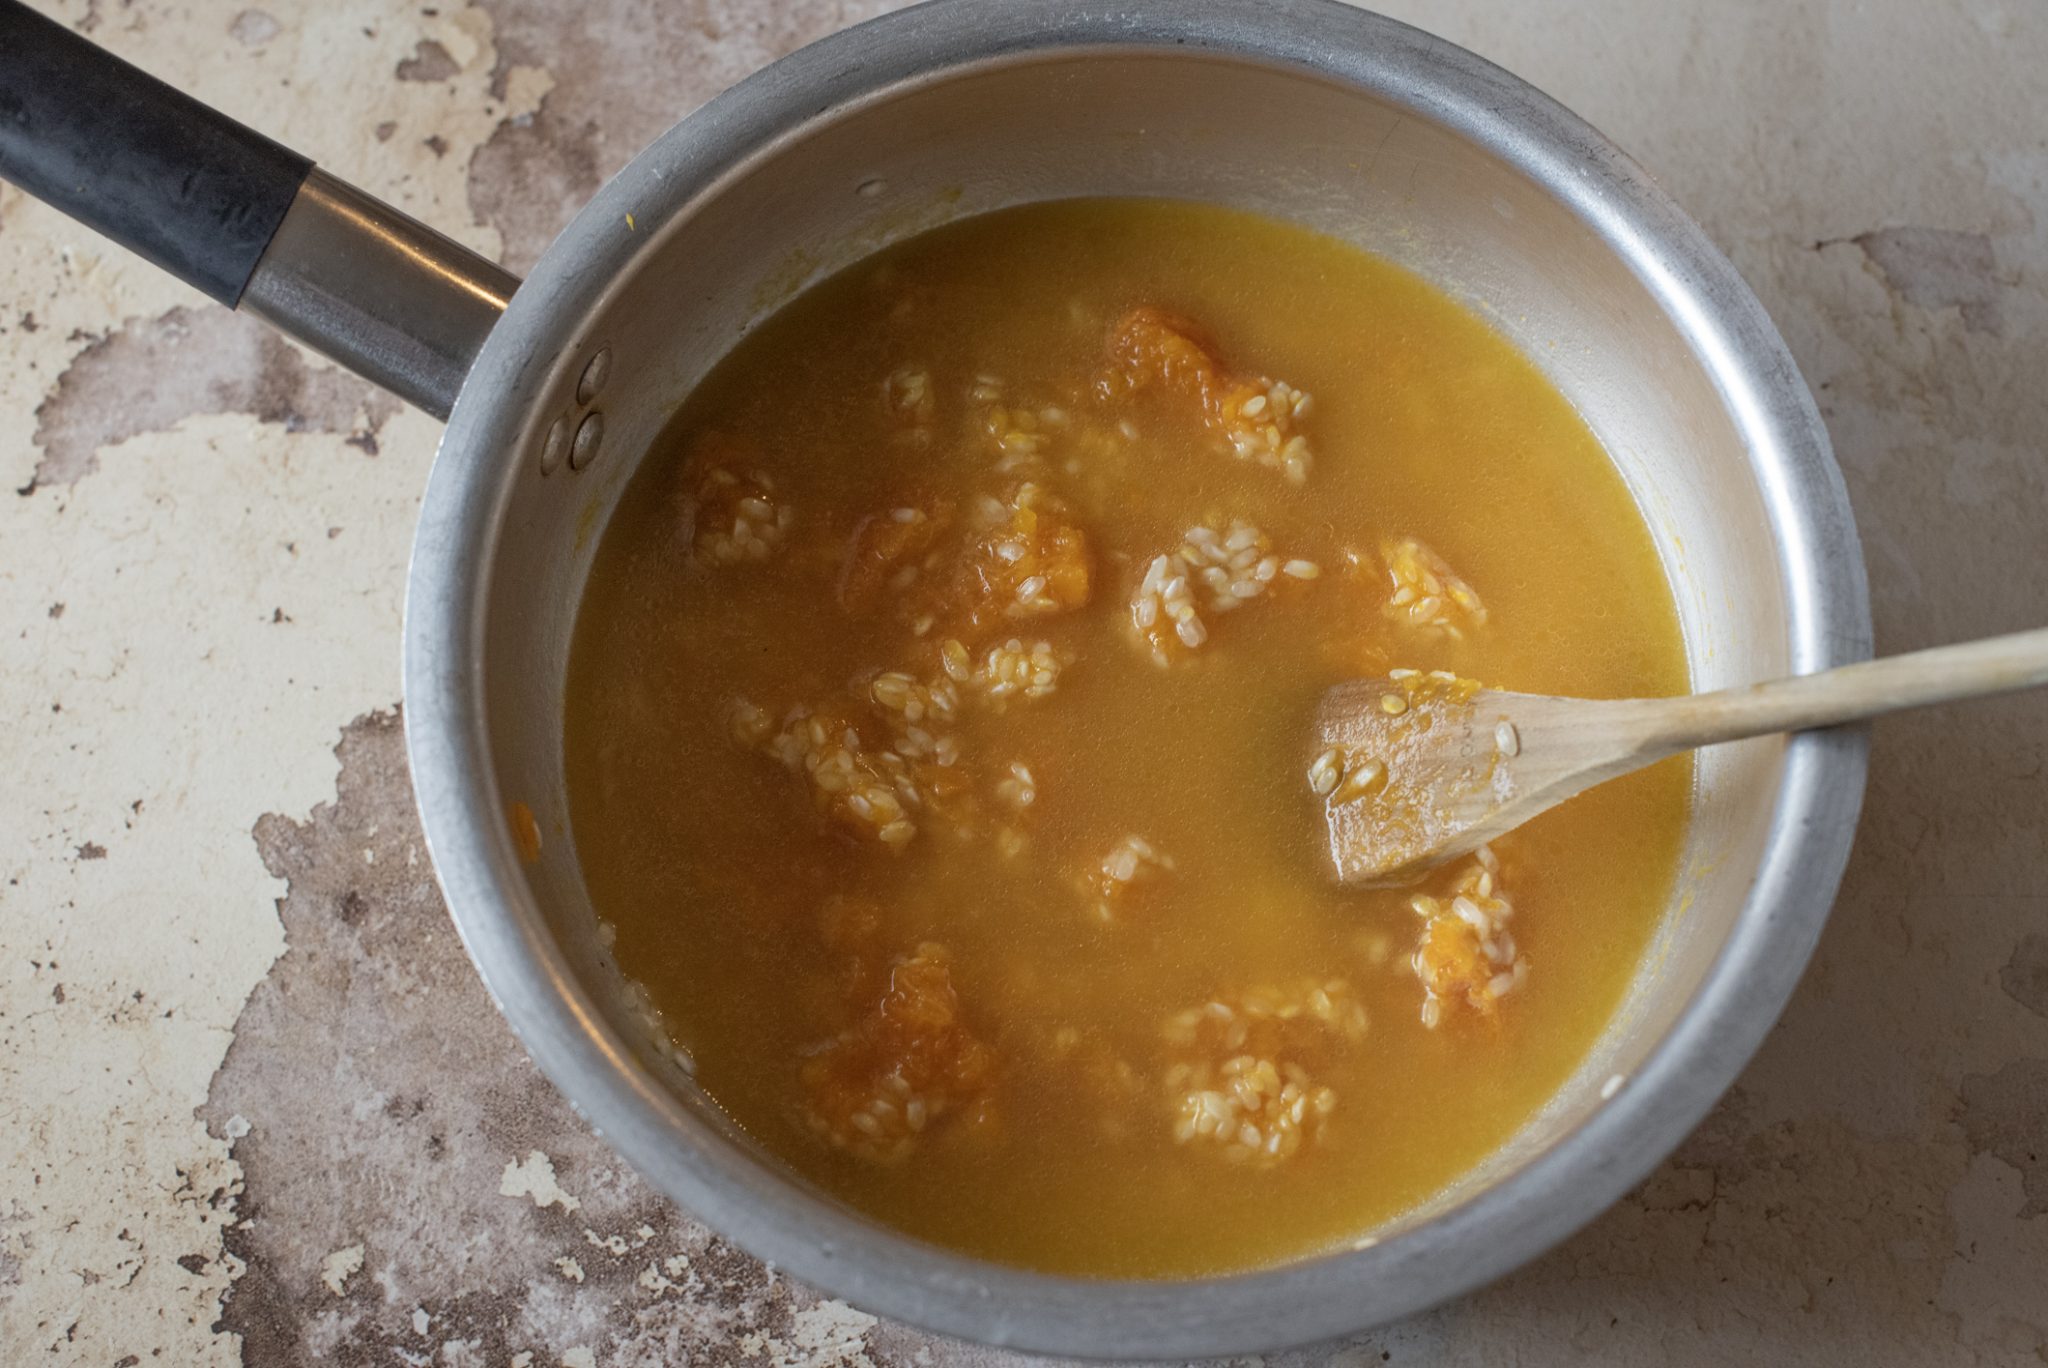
<box><xmin>562</xmin><ymin>199</ymin><xmax>1690</xmax><ymax>1278</ymax></box>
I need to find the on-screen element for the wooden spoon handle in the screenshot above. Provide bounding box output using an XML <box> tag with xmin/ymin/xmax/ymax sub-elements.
<box><xmin>1644</xmin><ymin>627</ymin><xmax>2048</xmax><ymax>754</ymax></box>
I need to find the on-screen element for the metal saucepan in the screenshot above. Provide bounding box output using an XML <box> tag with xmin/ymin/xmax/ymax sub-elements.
<box><xmin>0</xmin><ymin>0</ymin><xmax>1870</xmax><ymax>1355</ymax></box>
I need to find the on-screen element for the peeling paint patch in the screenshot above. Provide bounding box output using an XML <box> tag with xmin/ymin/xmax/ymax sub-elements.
<box><xmin>2000</xmin><ymin>933</ymin><xmax>2048</xmax><ymax>1019</ymax></box>
<box><xmin>786</xmin><ymin>1301</ymin><xmax>882</xmax><ymax>1365</ymax></box>
<box><xmin>1853</xmin><ymin>226</ymin><xmax>2007</xmax><ymax>334</ymax></box>
<box><xmin>1937</xmin><ymin>1153</ymin><xmax>2048</xmax><ymax>1356</ymax></box>
<box><xmin>465</xmin><ymin>97</ymin><xmax>605</xmax><ymax>277</ymax></box>
<box><xmin>320</xmin><ymin>1243</ymin><xmax>364</xmax><ymax>1295</ymax></box>
<box><xmin>199</xmin><ymin>710</ymin><xmax>888</xmax><ymax>1363</ymax></box>
<box><xmin>396</xmin><ymin>38</ymin><xmax>461</xmax><ymax>81</ymax></box>
<box><xmin>1957</xmin><ymin>1059</ymin><xmax>2048</xmax><ymax>1219</ymax></box>
<box><xmin>501</xmin><ymin>1151</ymin><xmax>581</xmax><ymax>1212</ymax></box>
<box><xmin>462</xmin><ymin>0</ymin><xmax>913</xmax><ymax>271</ymax></box>
<box><xmin>30</xmin><ymin>307</ymin><xmax>397</xmax><ymax>490</ymax></box>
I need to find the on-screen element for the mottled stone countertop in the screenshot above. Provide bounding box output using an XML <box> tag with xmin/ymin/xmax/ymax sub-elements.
<box><xmin>4</xmin><ymin>1</ymin><xmax>2045</xmax><ymax>1363</ymax></box>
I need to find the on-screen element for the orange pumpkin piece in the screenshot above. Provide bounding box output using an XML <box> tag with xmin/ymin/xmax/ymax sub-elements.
<box><xmin>938</xmin><ymin>483</ymin><xmax>1092</xmax><ymax>639</ymax></box>
<box><xmin>1105</xmin><ymin>306</ymin><xmax>1314</xmax><ymax>483</ymax></box>
<box><xmin>839</xmin><ymin>502</ymin><xmax>953</xmax><ymax>612</ymax></box>
<box><xmin>800</xmin><ymin>942</ymin><xmax>995</xmax><ymax>1163</ymax></box>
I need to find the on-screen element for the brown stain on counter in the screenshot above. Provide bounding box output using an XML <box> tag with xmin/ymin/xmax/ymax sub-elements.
<box><xmin>1999</xmin><ymin>933</ymin><xmax>2048</xmax><ymax>1020</ymax></box>
<box><xmin>1851</xmin><ymin>227</ymin><xmax>2008</xmax><ymax>336</ymax></box>
<box><xmin>463</xmin><ymin>0</ymin><xmax>916</xmax><ymax>274</ymax></box>
<box><xmin>395</xmin><ymin>39</ymin><xmax>460</xmax><ymax>84</ymax></box>
<box><xmin>1955</xmin><ymin>1059</ymin><xmax>2048</xmax><ymax>1221</ymax></box>
<box><xmin>29</xmin><ymin>308</ymin><xmax>396</xmax><ymax>491</ymax></box>
<box><xmin>203</xmin><ymin>710</ymin><xmax>872</xmax><ymax>1366</ymax></box>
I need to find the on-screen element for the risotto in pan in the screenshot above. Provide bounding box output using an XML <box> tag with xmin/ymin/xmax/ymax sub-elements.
<box><xmin>561</xmin><ymin>199</ymin><xmax>1690</xmax><ymax>1276</ymax></box>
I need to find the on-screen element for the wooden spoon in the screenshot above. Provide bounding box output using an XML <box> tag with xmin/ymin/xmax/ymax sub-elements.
<box><xmin>1312</xmin><ymin>628</ymin><xmax>2048</xmax><ymax>886</ymax></box>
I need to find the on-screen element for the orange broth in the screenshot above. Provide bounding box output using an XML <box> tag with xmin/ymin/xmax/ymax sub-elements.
<box><xmin>562</xmin><ymin>199</ymin><xmax>1690</xmax><ymax>1276</ymax></box>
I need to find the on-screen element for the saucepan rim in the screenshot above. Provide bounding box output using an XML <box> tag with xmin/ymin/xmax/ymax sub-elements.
<box><xmin>403</xmin><ymin>0</ymin><xmax>1870</xmax><ymax>1355</ymax></box>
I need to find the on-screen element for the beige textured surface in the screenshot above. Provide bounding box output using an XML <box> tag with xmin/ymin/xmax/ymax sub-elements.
<box><xmin>1</xmin><ymin>1</ymin><xmax>2043</xmax><ymax>1363</ymax></box>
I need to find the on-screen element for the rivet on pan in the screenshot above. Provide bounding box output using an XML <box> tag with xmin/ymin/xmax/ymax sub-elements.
<box><xmin>569</xmin><ymin>411</ymin><xmax>605</xmax><ymax>471</ymax></box>
<box><xmin>538</xmin><ymin>415</ymin><xmax>569</xmax><ymax>476</ymax></box>
<box><xmin>857</xmin><ymin>177</ymin><xmax>887</xmax><ymax>199</ymax></box>
<box><xmin>577</xmin><ymin>346</ymin><xmax>612</xmax><ymax>404</ymax></box>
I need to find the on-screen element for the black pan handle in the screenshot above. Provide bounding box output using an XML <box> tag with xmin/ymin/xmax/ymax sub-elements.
<box><xmin>0</xmin><ymin>0</ymin><xmax>311</xmax><ymax>306</ymax></box>
<box><xmin>0</xmin><ymin>0</ymin><xmax>518</xmax><ymax>417</ymax></box>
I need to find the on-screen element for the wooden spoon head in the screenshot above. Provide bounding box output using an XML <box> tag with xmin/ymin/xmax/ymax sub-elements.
<box><xmin>1311</xmin><ymin>672</ymin><xmax>1520</xmax><ymax>886</ymax></box>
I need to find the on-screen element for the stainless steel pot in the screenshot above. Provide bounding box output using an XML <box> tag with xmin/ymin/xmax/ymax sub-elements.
<box><xmin>0</xmin><ymin>0</ymin><xmax>1870</xmax><ymax>1355</ymax></box>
